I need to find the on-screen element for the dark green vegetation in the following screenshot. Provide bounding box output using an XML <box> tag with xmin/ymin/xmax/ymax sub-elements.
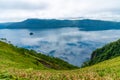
<box><xmin>83</xmin><ymin>39</ymin><xmax>120</xmax><ymax>67</ymax></box>
<box><xmin>0</xmin><ymin>41</ymin><xmax>78</xmax><ymax>70</ymax></box>
<box><xmin>1</xmin><ymin>19</ymin><xmax>120</xmax><ymax>31</ymax></box>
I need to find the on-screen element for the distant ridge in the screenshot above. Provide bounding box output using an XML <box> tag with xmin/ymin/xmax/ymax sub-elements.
<box><xmin>0</xmin><ymin>19</ymin><xmax>120</xmax><ymax>31</ymax></box>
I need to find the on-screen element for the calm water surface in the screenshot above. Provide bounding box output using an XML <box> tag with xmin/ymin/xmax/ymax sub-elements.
<box><xmin>0</xmin><ymin>28</ymin><xmax>120</xmax><ymax>66</ymax></box>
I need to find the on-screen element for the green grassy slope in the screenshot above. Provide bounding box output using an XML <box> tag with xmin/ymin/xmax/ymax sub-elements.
<box><xmin>1</xmin><ymin>39</ymin><xmax>120</xmax><ymax>80</ymax></box>
<box><xmin>1</xmin><ymin>53</ymin><xmax>120</xmax><ymax>80</ymax></box>
<box><xmin>0</xmin><ymin>41</ymin><xmax>78</xmax><ymax>71</ymax></box>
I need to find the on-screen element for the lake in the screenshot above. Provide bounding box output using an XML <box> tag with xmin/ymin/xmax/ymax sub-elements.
<box><xmin>0</xmin><ymin>27</ymin><xmax>120</xmax><ymax>66</ymax></box>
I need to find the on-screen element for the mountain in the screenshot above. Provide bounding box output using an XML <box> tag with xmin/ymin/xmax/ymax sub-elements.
<box><xmin>3</xmin><ymin>19</ymin><xmax>74</xmax><ymax>30</ymax></box>
<box><xmin>82</xmin><ymin>39</ymin><xmax>120</xmax><ymax>67</ymax></box>
<box><xmin>1</xmin><ymin>19</ymin><xmax>120</xmax><ymax>31</ymax></box>
<box><xmin>0</xmin><ymin>40</ymin><xmax>78</xmax><ymax>70</ymax></box>
<box><xmin>0</xmin><ymin>24</ymin><xmax>6</xmax><ymax>29</ymax></box>
<box><xmin>0</xmin><ymin>23</ymin><xmax>13</xmax><ymax>29</ymax></box>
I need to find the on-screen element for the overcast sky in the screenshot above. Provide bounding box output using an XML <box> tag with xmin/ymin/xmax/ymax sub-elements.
<box><xmin>0</xmin><ymin>0</ymin><xmax>120</xmax><ymax>22</ymax></box>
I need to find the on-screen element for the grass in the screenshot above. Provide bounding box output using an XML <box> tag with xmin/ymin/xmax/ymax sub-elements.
<box><xmin>1</xmin><ymin>56</ymin><xmax>120</xmax><ymax>80</ymax></box>
<box><xmin>1</xmin><ymin>41</ymin><xmax>120</xmax><ymax>79</ymax></box>
<box><xmin>0</xmin><ymin>41</ymin><xmax>78</xmax><ymax>70</ymax></box>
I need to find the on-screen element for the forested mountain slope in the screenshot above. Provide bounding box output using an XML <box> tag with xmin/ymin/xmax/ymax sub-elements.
<box><xmin>83</xmin><ymin>39</ymin><xmax>120</xmax><ymax>66</ymax></box>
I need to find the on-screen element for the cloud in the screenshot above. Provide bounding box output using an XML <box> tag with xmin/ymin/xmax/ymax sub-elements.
<box><xmin>1</xmin><ymin>28</ymin><xmax>120</xmax><ymax>66</ymax></box>
<box><xmin>0</xmin><ymin>0</ymin><xmax>48</xmax><ymax>10</ymax></box>
<box><xmin>0</xmin><ymin>0</ymin><xmax>120</xmax><ymax>22</ymax></box>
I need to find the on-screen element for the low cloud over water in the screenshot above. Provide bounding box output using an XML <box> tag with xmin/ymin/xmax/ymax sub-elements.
<box><xmin>0</xmin><ymin>28</ymin><xmax>120</xmax><ymax>66</ymax></box>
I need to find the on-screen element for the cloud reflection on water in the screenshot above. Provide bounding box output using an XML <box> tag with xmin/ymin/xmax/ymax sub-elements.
<box><xmin>0</xmin><ymin>28</ymin><xmax>120</xmax><ymax>66</ymax></box>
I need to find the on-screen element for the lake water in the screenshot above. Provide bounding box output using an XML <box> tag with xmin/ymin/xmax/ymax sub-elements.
<box><xmin>0</xmin><ymin>27</ymin><xmax>120</xmax><ymax>66</ymax></box>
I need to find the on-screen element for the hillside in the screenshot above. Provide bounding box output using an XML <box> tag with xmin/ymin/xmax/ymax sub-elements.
<box><xmin>1</xmin><ymin>19</ymin><xmax>120</xmax><ymax>31</ymax></box>
<box><xmin>82</xmin><ymin>39</ymin><xmax>120</xmax><ymax>66</ymax></box>
<box><xmin>0</xmin><ymin>24</ymin><xmax>6</xmax><ymax>29</ymax></box>
<box><xmin>0</xmin><ymin>40</ymin><xmax>120</xmax><ymax>80</ymax></box>
<box><xmin>1</xmin><ymin>49</ymin><xmax>120</xmax><ymax>79</ymax></box>
<box><xmin>0</xmin><ymin>41</ymin><xmax>78</xmax><ymax>70</ymax></box>
<box><xmin>1</xmin><ymin>39</ymin><xmax>120</xmax><ymax>79</ymax></box>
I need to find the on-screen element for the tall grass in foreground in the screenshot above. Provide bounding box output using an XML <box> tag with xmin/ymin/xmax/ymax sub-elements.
<box><xmin>1</xmin><ymin>65</ymin><xmax>120</xmax><ymax>80</ymax></box>
<box><xmin>1</xmin><ymin>54</ymin><xmax>120</xmax><ymax>80</ymax></box>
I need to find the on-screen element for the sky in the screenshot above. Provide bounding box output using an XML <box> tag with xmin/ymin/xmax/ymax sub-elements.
<box><xmin>0</xmin><ymin>0</ymin><xmax>120</xmax><ymax>22</ymax></box>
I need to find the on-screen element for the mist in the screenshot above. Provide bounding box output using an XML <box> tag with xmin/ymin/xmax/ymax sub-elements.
<box><xmin>0</xmin><ymin>28</ymin><xmax>120</xmax><ymax>66</ymax></box>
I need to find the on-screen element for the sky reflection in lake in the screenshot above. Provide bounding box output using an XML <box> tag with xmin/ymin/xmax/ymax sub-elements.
<box><xmin>0</xmin><ymin>28</ymin><xmax>120</xmax><ymax>66</ymax></box>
